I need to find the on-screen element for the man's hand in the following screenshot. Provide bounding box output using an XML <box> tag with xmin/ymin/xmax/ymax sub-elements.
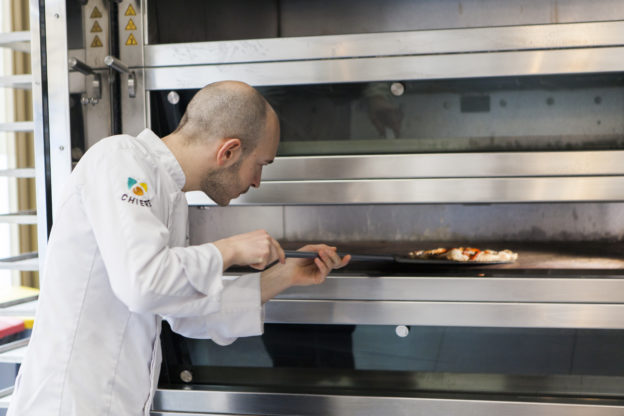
<box><xmin>260</xmin><ymin>244</ymin><xmax>351</xmax><ymax>303</ymax></box>
<box><xmin>213</xmin><ymin>229</ymin><xmax>285</xmax><ymax>271</ymax></box>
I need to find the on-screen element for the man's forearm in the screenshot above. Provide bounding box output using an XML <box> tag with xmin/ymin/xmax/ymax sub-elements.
<box><xmin>260</xmin><ymin>264</ymin><xmax>293</xmax><ymax>304</ymax></box>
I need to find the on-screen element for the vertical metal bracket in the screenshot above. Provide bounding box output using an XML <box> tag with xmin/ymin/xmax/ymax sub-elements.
<box><xmin>104</xmin><ymin>55</ymin><xmax>136</xmax><ymax>98</ymax></box>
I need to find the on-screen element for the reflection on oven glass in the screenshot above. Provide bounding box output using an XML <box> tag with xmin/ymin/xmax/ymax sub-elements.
<box><xmin>151</xmin><ymin>74</ymin><xmax>624</xmax><ymax>157</ymax></box>
<box><xmin>161</xmin><ymin>323</ymin><xmax>624</xmax><ymax>398</ymax></box>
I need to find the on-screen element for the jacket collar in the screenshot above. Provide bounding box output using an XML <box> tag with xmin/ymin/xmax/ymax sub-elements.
<box><xmin>136</xmin><ymin>129</ymin><xmax>186</xmax><ymax>190</ymax></box>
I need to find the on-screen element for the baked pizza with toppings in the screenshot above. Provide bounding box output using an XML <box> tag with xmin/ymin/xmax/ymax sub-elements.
<box><xmin>408</xmin><ymin>247</ymin><xmax>518</xmax><ymax>262</ymax></box>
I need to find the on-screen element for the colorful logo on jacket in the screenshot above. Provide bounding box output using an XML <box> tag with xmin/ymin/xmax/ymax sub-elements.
<box><xmin>121</xmin><ymin>177</ymin><xmax>152</xmax><ymax>207</ymax></box>
<box><xmin>127</xmin><ymin>177</ymin><xmax>148</xmax><ymax>196</ymax></box>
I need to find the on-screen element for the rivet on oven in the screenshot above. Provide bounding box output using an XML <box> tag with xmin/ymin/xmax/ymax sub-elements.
<box><xmin>390</xmin><ymin>82</ymin><xmax>405</xmax><ymax>97</ymax></box>
<box><xmin>167</xmin><ymin>91</ymin><xmax>180</xmax><ymax>105</ymax></box>
<box><xmin>180</xmin><ymin>370</ymin><xmax>193</xmax><ymax>383</ymax></box>
<box><xmin>395</xmin><ymin>325</ymin><xmax>410</xmax><ymax>338</ymax></box>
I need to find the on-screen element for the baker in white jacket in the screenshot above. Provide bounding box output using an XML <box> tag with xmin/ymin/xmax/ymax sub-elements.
<box><xmin>8</xmin><ymin>81</ymin><xmax>350</xmax><ymax>415</ymax></box>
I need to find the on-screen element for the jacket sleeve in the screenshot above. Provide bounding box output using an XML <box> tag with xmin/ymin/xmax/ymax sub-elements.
<box><xmin>164</xmin><ymin>273</ymin><xmax>264</xmax><ymax>345</ymax></box>
<box><xmin>78</xmin><ymin>143</ymin><xmax>227</xmax><ymax>317</ymax></box>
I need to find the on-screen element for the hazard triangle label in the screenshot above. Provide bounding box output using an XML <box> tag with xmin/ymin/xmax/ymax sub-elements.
<box><xmin>125</xmin><ymin>4</ymin><xmax>136</xmax><ymax>16</ymax></box>
<box><xmin>125</xmin><ymin>33</ymin><xmax>138</xmax><ymax>46</ymax></box>
<box><xmin>91</xmin><ymin>35</ymin><xmax>103</xmax><ymax>48</ymax></box>
<box><xmin>125</xmin><ymin>18</ymin><xmax>137</xmax><ymax>31</ymax></box>
<box><xmin>90</xmin><ymin>7</ymin><xmax>102</xmax><ymax>18</ymax></box>
<box><xmin>90</xmin><ymin>21</ymin><xmax>103</xmax><ymax>33</ymax></box>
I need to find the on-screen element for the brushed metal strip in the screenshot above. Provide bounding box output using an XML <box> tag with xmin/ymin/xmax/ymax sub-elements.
<box><xmin>261</xmin><ymin>152</ymin><xmax>624</xmax><ymax>181</ymax></box>
<box><xmin>153</xmin><ymin>389</ymin><xmax>624</xmax><ymax>415</ymax></box>
<box><xmin>272</xmin><ymin>276</ymin><xmax>624</xmax><ymax>303</ymax></box>
<box><xmin>264</xmin><ymin>300</ymin><xmax>624</xmax><ymax>328</ymax></box>
<box><xmin>186</xmin><ymin>177</ymin><xmax>624</xmax><ymax>205</ymax></box>
<box><xmin>145</xmin><ymin>47</ymin><xmax>624</xmax><ymax>90</ymax></box>
<box><xmin>145</xmin><ymin>21</ymin><xmax>624</xmax><ymax>66</ymax></box>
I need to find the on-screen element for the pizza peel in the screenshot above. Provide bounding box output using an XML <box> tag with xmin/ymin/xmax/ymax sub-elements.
<box><xmin>284</xmin><ymin>250</ymin><xmax>515</xmax><ymax>265</ymax></box>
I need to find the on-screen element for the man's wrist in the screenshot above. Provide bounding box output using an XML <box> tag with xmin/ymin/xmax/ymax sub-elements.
<box><xmin>213</xmin><ymin>239</ymin><xmax>235</xmax><ymax>271</ymax></box>
<box><xmin>260</xmin><ymin>263</ymin><xmax>293</xmax><ymax>304</ymax></box>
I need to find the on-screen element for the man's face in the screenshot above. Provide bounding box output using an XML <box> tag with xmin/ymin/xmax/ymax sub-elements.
<box><xmin>201</xmin><ymin>113</ymin><xmax>280</xmax><ymax>206</ymax></box>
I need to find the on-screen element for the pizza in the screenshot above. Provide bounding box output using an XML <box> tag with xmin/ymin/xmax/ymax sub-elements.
<box><xmin>408</xmin><ymin>247</ymin><xmax>518</xmax><ymax>262</ymax></box>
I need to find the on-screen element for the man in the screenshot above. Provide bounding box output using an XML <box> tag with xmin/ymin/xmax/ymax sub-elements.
<box><xmin>8</xmin><ymin>81</ymin><xmax>350</xmax><ymax>415</ymax></box>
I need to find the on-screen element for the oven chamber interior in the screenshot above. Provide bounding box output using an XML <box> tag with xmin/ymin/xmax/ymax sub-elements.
<box><xmin>61</xmin><ymin>0</ymin><xmax>624</xmax><ymax>414</ymax></box>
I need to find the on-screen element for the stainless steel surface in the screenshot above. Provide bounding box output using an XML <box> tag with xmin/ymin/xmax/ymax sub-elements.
<box><xmin>104</xmin><ymin>55</ymin><xmax>130</xmax><ymax>74</ymax></box>
<box><xmin>145</xmin><ymin>46</ymin><xmax>624</xmax><ymax>90</ymax></box>
<box><xmin>274</xmin><ymin>276</ymin><xmax>624</xmax><ymax>303</ymax></box>
<box><xmin>46</xmin><ymin>0</ymin><xmax>73</xmax><ymax>213</ymax></box>
<box><xmin>81</xmin><ymin>0</ymin><xmax>112</xmax><ymax>148</ymax></box>
<box><xmin>190</xmin><ymin>202</ymin><xmax>624</xmax><ymax>244</ymax></box>
<box><xmin>187</xmin><ymin>176</ymin><xmax>624</xmax><ymax>205</ymax></box>
<box><xmin>279</xmin><ymin>0</ymin><xmax>624</xmax><ymax>36</ymax></box>
<box><xmin>152</xmin><ymin>389</ymin><xmax>624</xmax><ymax>416</ymax></box>
<box><xmin>260</xmin><ymin>151</ymin><xmax>624</xmax><ymax>181</ymax></box>
<box><xmin>68</xmin><ymin>57</ymin><xmax>96</xmax><ymax>75</ymax></box>
<box><xmin>144</xmin><ymin>21</ymin><xmax>624</xmax><ymax>66</ymax></box>
<box><xmin>69</xmin><ymin>57</ymin><xmax>102</xmax><ymax>101</ymax></box>
<box><xmin>179</xmin><ymin>370</ymin><xmax>193</xmax><ymax>383</ymax></box>
<box><xmin>68</xmin><ymin>48</ymin><xmax>86</xmax><ymax>93</ymax></box>
<box><xmin>31</xmin><ymin>0</ymin><xmax>50</xmax><ymax>275</ymax></box>
<box><xmin>166</xmin><ymin>91</ymin><xmax>179</xmax><ymax>105</ymax></box>
<box><xmin>118</xmin><ymin>0</ymin><xmax>146</xmax><ymax>136</ymax></box>
<box><xmin>188</xmin><ymin>206</ymin><xmax>285</xmax><ymax>243</ymax></box>
<box><xmin>395</xmin><ymin>325</ymin><xmax>409</xmax><ymax>337</ymax></box>
<box><xmin>265</xmin><ymin>300</ymin><xmax>624</xmax><ymax>329</ymax></box>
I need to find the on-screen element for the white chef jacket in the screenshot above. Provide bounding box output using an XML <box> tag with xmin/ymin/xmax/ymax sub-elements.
<box><xmin>8</xmin><ymin>129</ymin><xmax>263</xmax><ymax>416</ymax></box>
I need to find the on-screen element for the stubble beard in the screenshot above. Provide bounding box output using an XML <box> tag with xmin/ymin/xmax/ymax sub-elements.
<box><xmin>200</xmin><ymin>160</ymin><xmax>244</xmax><ymax>207</ymax></box>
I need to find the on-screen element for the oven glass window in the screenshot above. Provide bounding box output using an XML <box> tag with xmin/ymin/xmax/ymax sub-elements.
<box><xmin>150</xmin><ymin>73</ymin><xmax>624</xmax><ymax>156</ymax></box>
<box><xmin>160</xmin><ymin>323</ymin><xmax>624</xmax><ymax>401</ymax></box>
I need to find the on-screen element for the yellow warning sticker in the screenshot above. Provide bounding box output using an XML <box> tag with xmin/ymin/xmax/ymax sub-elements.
<box><xmin>124</xmin><ymin>4</ymin><xmax>136</xmax><ymax>16</ymax></box>
<box><xmin>90</xmin><ymin>21</ymin><xmax>103</xmax><ymax>33</ymax></box>
<box><xmin>125</xmin><ymin>33</ymin><xmax>138</xmax><ymax>46</ymax></box>
<box><xmin>91</xmin><ymin>35</ymin><xmax>103</xmax><ymax>48</ymax></box>
<box><xmin>125</xmin><ymin>18</ymin><xmax>137</xmax><ymax>31</ymax></box>
<box><xmin>90</xmin><ymin>7</ymin><xmax>102</xmax><ymax>19</ymax></box>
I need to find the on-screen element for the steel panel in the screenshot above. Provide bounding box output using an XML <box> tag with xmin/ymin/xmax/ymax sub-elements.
<box><xmin>152</xmin><ymin>389</ymin><xmax>624</xmax><ymax>416</ymax></box>
<box><xmin>260</xmin><ymin>151</ymin><xmax>624</xmax><ymax>181</ymax></box>
<box><xmin>186</xmin><ymin>176</ymin><xmax>624</xmax><ymax>205</ymax></box>
<box><xmin>145</xmin><ymin>47</ymin><xmax>624</xmax><ymax>90</ymax></box>
<box><xmin>45</xmin><ymin>0</ymin><xmax>73</xmax><ymax>214</ymax></box>
<box><xmin>144</xmin><ymin>21</ymin><xmax>624</xmax><ymax>66</ymax></box>
<box><xmin>265</xmin><ymin>300</ymin><xmax>624</xmax><ymax>329</ymax></box>
<box><xmin>273</xmin><ymin>276</ymin><xmax>624</xmax><ymax>303</ymax></box>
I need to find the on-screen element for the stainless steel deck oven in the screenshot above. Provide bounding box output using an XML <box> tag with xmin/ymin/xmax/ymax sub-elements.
<box><xmin>50</xmin><ymin>1</ymin><xmax>624</xmax><ymax>415</ymax></box>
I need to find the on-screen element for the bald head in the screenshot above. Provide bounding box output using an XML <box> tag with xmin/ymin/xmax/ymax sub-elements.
<box><xmin>174</xmin><ymin>81</ymin><xmax>274</xmax><ymax>154</ymax></box>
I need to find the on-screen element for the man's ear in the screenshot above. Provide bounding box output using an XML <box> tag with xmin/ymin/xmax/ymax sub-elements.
<box><xmin>215</xmin><ymin>138</ymin><xmax>242</xmax><ymax>167</ymax></box>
